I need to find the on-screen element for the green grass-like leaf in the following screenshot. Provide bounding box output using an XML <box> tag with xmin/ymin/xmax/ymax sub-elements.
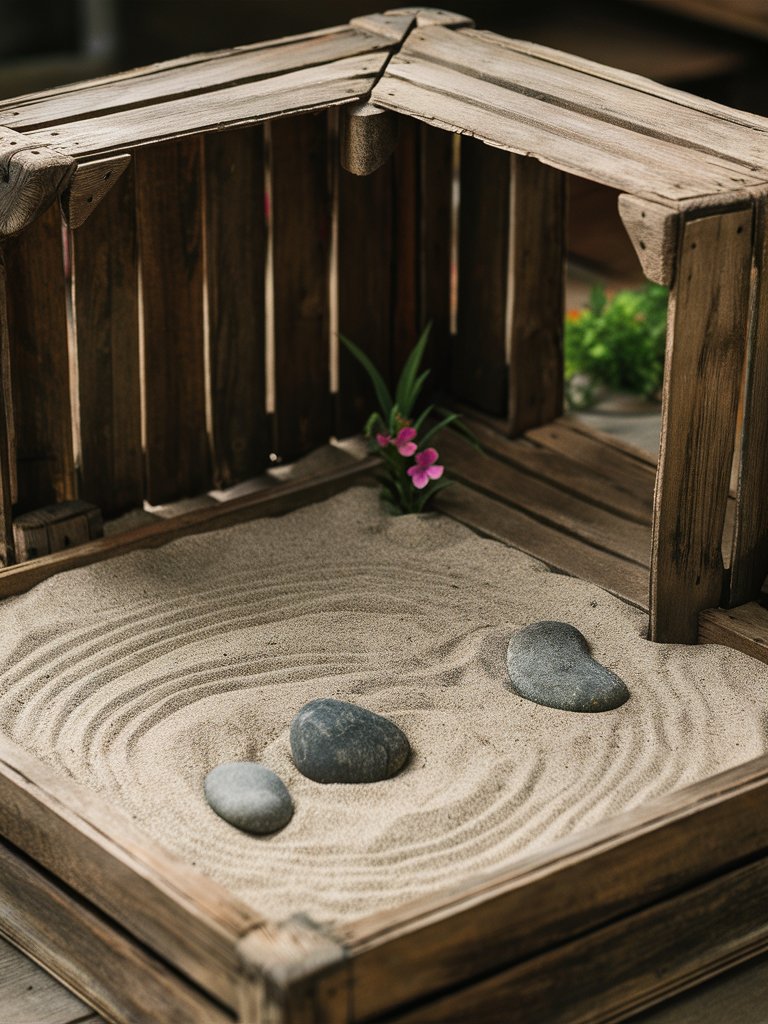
<box><xmin>340</xmin><ymin>333</ymin><xmax>393</xmax><ymax>419</ymax></box>
<box><xmin>394</xmin><ymin>323</ymin><xmax>432</xmax><ymax>419</ymax></box>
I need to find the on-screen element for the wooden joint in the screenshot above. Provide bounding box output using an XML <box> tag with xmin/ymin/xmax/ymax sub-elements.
<box><xmin>0</xmin><ymin>127</ymin><xmax>75</xmax><ymax>239</ymax></box>
<box><xmin>618</xmin><ymin>194</ymin><xmax>680</xmax><ymax>287</ymax></box>
<box><xmin>13</xmin><ymin>500</ymin><xmax>103</xmax><ymax>563</ymax></box>
<box><xmin>341</xmin><ymin>102</ymin><xmax>400</xmax><ymax>175</ymax></box>
<box><xmin>350</xmin><ymin>11</ymin><xmax>418</xmax><ymax>41</ymax></box>
<box><xmin>61</xmin><ymin>153</ymin><xmax>132</xmax><ymax>229</ymax></box>
<box><xmin>384</xmin><ymin>7</ymin><xmax>475</xmax><ymax>27</ymax></box>
<box><xmin>237</xmin><ymin>916</ymin><xmax>348</xmax><ymax>1022</ymax></box>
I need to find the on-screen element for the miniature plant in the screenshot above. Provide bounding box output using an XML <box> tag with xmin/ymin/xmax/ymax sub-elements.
<box><xmin>564</xmin><ymin>283</ymin><xmax>668</xmax><ymax>409</ymax></box>
<box><xmin>340</xmin><ymin>325</ymin><xmax>464</xmax><ymax>515</ymax></box>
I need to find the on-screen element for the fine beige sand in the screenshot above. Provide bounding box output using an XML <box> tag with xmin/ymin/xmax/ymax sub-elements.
<box><xmin>0</xmin><ymin>486</ymin><xmax>767</xmax><ymax>927</ymax></box>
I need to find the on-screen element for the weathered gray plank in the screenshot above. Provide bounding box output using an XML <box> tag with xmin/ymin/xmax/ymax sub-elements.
<box><xmin>650</xmin><ymin>208</ymin><xmax>753</xmax><ymax>642</ymax></box>
<box><xmin>0</xmin><ymin>935</ymin><xmax>101</xmax><ymax>1024</ymax></box>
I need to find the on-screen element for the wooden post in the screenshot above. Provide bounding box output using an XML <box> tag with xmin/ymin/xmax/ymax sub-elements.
<box><xmin>729</xmin><ymin>194</ymin><xmax>768</xmax><ymax>608</ymax></box>
<box><xmin>508</xmin><ymin>156</ymin><xmax>566</xmax><ymax>435</ymax></box>
<box><xmin>0</xmin><ymin>249</ymin><xmax>15</xmax><ymax>565</ymax></box>
<box><xmin>650</xmin><ymin>207</ymin><xmax>753</xmax><ymax>643</ymax></box>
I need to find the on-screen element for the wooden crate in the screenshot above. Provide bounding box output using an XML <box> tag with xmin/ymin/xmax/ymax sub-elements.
<box><xmin>3</xmin><ymin>6</ymin><xmax>768</xmax><ymax>1021</ymax></box>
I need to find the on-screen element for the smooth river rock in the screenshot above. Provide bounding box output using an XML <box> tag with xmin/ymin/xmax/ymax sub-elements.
<box><xmin>506</xmin><ymin>621</ymin><xmax>630</xmax><ymax>713</ymax></box>
<box><xmin>290</xmin><ymin>698</ymin><xmax>410</xmax><ymax>783</ymax></box>
<box><xmin>204</xmin><ymin>762</ymin><xmax>293</xmax><ymax>834</ymax></box>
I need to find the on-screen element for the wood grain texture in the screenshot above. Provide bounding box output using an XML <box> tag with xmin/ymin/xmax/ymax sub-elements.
<box><xmin>0</xmin><ymin>458</ymin><xmax>377</xmax><ymax>601</ymax></box>
<box><xmin>336</xmin><ymin>158</ymin><xmax>393</xmax><ymax>438</ymax></box>
<box><xmin>271</xmin><ymin>113</ymin><xmax>332</xmax><ymax>461</ymax></box>
<box><xmin>391</xmin><ymin>117</ymin><xmax>421</xmax><ymax>375</ymax></box>
<box><xmin>508</xmin><ymin>156</ymin><xmax>565</xmax><ymax>434</ymax></box>
<box><xmin>135</xmin><ymin>137</ymin><xmax>211</xmax><ymax>504</ymax></box>
<box><xmin>4</xmin><ymin>203</ymin><xmax>75</xmax><ymax>511</ymax></box>
<box><xmin>61</xmin><ymin>153</ymin><xmax>131</xmax><ymax>229</ymax></box>
<box><xmin>340</xmin><ymin>101</ymin><xmax>400</xmax><ymax>176</ymax></box>
<box><xmin>650</xmin><ymin>209</ymin><xmax>753</xmax><ymax>643</ymax></box>
<box><xmin>0</xmin><ymin>127</ymin><xmax>74</xmax><ymax>239</ymax></box>
<box><xmin>0</xmin><ymin>734</ymin><xmax>257</xmax><ymax>1009</ymax></box>
<box><xmin>420</xmin><ymin>126</ymin><xmax>453</xmax><ymax>391</ymax></box>
<box><xmin>453</xmin><ymin>136</ymin><xmax>509</xmax><ymax>414</ymax></box>
<box><xmin>339</xmin><ymin>754</ymin><xmax>768</xmax><ymax>1021</ymax></box>
<box><xmin>25</xmin><ymin>54</ymin><xmax>388</xmax><ymax>160</ymax></box>
<box><xmin>0</xmin><ymin>840</ymin><xmax>234</xmax><ymax>1024</ymax></box>
<box><xmin>698</xmin><ymin>602</ymin><xmax>768</xmax><ymax>664</ymax></box>
<box><xmin>381</xmin><ymin>855</ymin><xmax>768</xmax><ymax>1023</ymax></box>
<box><xmin>205</xmin><ymin>127</ymin><xmax>269</xmax><ymax>488</ymax></box>
<box><xmin>0</xmin><ymin>251</ymin><xmax>15</xmax><ymax>564</ymax></box>
<box><xmin>618</xmin><ymin>194</ymin><xmax>680</xmax><ymax>286</ymax></box>
<box><xmin>0</xmin><ymin>935</ymin><xmax>101</xmax><ymax>1024</ymax></box>
<box><xmin>730</xmin><ymin>195</ymin><xmax>768</xmax><ymax>607</ymax></box>
<box><xmin>72</xmin><ymin>159</ymin><xmax>143</xmax><ymax>517</ymax></box>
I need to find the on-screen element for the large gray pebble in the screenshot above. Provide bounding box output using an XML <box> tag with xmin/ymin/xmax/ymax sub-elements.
<box><xmin>290</xmin><ymin>698</ymin><xmax>410</xmax><ymax>783</ymax></box>
<box><xmin>204</xmin><ymin>762</ymin><xmax>293</xmax><ymax>834</ymax></box>
<box><xmin>506</xmin><ymin>621</ymin><xmax>630</xmax><ymax>713</ymax></box>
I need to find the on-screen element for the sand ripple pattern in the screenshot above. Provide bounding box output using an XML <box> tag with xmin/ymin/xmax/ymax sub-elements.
<box><xmin>1</xmin><ymin>488</ymin><xmax>767</xmax><ymax>926</ymax></box>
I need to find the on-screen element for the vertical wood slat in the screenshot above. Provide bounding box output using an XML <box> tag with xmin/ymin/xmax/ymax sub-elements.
<box><xmin>730</xmin><ymin>195</ymin><xmax>768</xmax><ymax>608</ymax></box>
<box><xmin>135</xmin><ymin>138</ymin><xmax>210</xmax><ymax>505</ymax></box>
<box><xmin>0</xmin><ymin>252</ymin><xmax>15</xmax><ymax>564</ymax></box>
<box><xmin>453</xmin><ymin>136</ymin><xmax>510</xmax><ymax>415</ymax></box>
<box><xmin>650</xmin><ymin>208</ymin><xmax>753</xmax><ymax>643</ymax></box>
<box><xmin>72</xmin><ymin>160</ymin><xmax>143</xmax><ymax>518</ymax></box>
<box><xmin>4</xmin><ymin>203</ymin><xmax>75</xmax><ymax>512</ymax></box>
<box><xmin>336</xmin><ymin>158</ymin><xmax>393</xmax><ymax>438</ymax></box>
<box><xmin>391</xmin><ymin>118</ymin><xmax>421</xmax><ymax>377</ymax></box>
<box><xmin>419</xmin><ymin>125</ymin><xmax>453</xmax><ymax>392</ymax></box>
<box><xmin>508</xmin><ymin>157</ymin><xmax>566</xmax><ymax>436</ymax></box>
<box><xmin>271</xmin><ymin>113</ymin><xmax>333</xmax><ymax>461</ymax></box>
<box><xmin>205</xmin><ymin>127</ymin><xmax>269</xmax><ymax>488</ymax></box>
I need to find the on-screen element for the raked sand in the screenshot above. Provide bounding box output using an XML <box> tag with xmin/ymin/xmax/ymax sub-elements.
<box><xmin>0</xmin><ymin>486</ymin><xmax>766</xmax><ymax>927</ymax></box>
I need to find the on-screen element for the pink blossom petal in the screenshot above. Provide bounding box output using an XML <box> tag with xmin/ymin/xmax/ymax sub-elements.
<box><xmin>396</xmin><ymin>427</ymin><xmax>417</xmax><ymax>444</ymax></box>
<box><xmin>396</xmin><ymin>440</ymin><xmax>418</xmax><ymax>457</ymax></box>
<box><xmin>375</xmin><ymin>433</ymin><xmax>391</xmax><ymax>448</ymax></box>
<box><xmin>407</xmin><ymin>466</ymin><xmax>430</xmax><ymax>489</ymax></box>
<box><xmin>426</xmin><ymin>464</ymin><xmax>444</xmax><ymax>481</ymax></box>
<box><xmin>415</xmin><ymin>447</ymin><xmax>439</xmax><ymax>467</ymax></box>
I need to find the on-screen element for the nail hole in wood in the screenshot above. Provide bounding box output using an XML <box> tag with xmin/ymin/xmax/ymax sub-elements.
<box><xmin>104</xmin><ymin>171</ymin><xmax>112</xmax><ymax>180</ymax></box>
<box><xmin>737</xmin><ymin>226</ymin><xmax>744</xmax><ymax>234</ymax></box>
<box><xmin>86</xmin><ymin>195</ymin><xmax>93</xmax><ymax>203</ymax></box>
<box><xmin>639</xmin><ymin>241</ymin><xmax>646</xmax><ymax>250</ymax></box>
<box><xmin>691</xmin><ymin>242</ymin><xmax>697</xmax><ymax>250</ymax></box>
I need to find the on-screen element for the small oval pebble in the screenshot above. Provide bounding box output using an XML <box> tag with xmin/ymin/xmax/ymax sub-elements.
<box><xmin>290</xmin><ymin>698</ymin><xmax>410</xmax><ymax>784</ymax></box>
<box><xmin>506</xmin><ymin>620</ymin><xmax>630</xmax><ymax>713</ymax></box>
<box><xmin>204</xmin><ymin>762</ymin><xmax>293</xmax><ymax>834</ymax></box>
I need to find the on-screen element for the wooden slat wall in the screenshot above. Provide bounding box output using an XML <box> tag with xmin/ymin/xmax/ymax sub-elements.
<box><xmin>135</xmin><ymin>138</ymin><xmax>211</xmax><ymax>505</ymax></box>
<box><xmin>419</xmin><ymin>126</ymin><xmax>453</xmax><ymax>391</ymax></box>
<box><xmin>4</xmin><ymin>204</ymin><xmax>75</xmax><ymax>512</ymax></box>
<box><xmin>0</xmin><ymin>252</ymin><xmax>15</xmax><ymax>565</ymax></box>
<box><xmin>453</xmin><ymin>136</ymin><xmax>510</xmax><ymax>416</ymax></box>
<box><xmin>205</xmin><ymin>127</ymin><xmax>269</xmax><ymax>488</ymax></box>
<box><xmin>271</xmin><ymin>113</ymin><xmax>333</xmax><ymax>461</ymax></box>
<box><xmin>72</xmin><ymin>161</ymin><xmax>143</xmax><ymax>518</ymax></box>
<box><xmin>391</xmin><ymin>118</ymin><xmax>421</xmax><ymax>376</ymax></box>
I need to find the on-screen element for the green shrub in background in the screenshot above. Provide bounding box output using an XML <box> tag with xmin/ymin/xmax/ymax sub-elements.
<box><xmin>564</xmin><ymin>283</ymin><xmax>669</xmax><ymax>409</ymax></box>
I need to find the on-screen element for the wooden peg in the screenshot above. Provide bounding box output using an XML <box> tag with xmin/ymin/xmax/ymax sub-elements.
<box><xmin>0</xmin><ymin>127</ymin><xmax>75</xmax><ymax>238</ymax></box>
<box><xmin>61</xmin><ymin>153</ymin><xmax>132</xmax><ymax>229</ymax></box>
<box><xmin>341</xmin><ymin>102</ymin><xmax>400</xmax><ymax>176</ymax></box>
<box><xmin>618</xmin><ymin>194</ymin><xmax>680</xmax><ymax>287</ymax></box>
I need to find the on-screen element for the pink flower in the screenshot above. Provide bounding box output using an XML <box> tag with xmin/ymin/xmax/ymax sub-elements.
<box><xmin>376</xmin><ymin>432</ymin><xmax>391</xmax><ymax>448</ymax></box>
<box><xmin>394</xmin><ymin>427</ymin><xmax>418</xmax><ymax>457</ymax></box>
<box><xmin>407</xmin><ymin>448</ymin><xmax>444</xmax><ymax>490</ymax></box>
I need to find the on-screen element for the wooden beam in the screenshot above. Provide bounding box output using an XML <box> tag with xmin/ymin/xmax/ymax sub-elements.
<box><xmin>650</xmin><ymin>207</ymin><xmax>753</xmax><ymax>643</ymax></box>
<box><xmin>61</xmin><ymin>153</ymin><xmax>131</xmax><ymax>229</ymax></box>
<box><xmin>618</xmin><ymin>194</ymin><xmax>680</xmax><ymax>286</ymax></box>
<box><xmin>508</xmin><ymin>157</ymin><xmax>566</xmax><ymax>434</ymax></box>
<box><xmin>340</xmin><ymin>101</ymin><xmax>400</xmax><ymax>176</ymax></box>
<box><xmin>0</xmin><ymin>127</ymin><xmax>74</xmax><ymax>239</ymax></box>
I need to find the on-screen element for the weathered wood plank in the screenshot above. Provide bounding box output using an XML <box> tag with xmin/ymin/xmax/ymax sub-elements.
<box><xmin>0</xmin><ymin>934</ymin><xmax>102</xmax><ymax>1024</ymax></box>
<box><xmin>0</xmin><ymin>251</ymin><xmax>15</xmax><ymax>565</ymax></box>
<box><xmin>453</xmin><ymin>136</ymin><xmax>509</xmax><ymax>414</ymax></box>
<box><xmin>0</xmin><ymin>840</ymin><xmax>234</xmax><ymax>1024</ymax></box>
<box><xmin>4</xmin><ymin>203</ymin><xmax>75</xmax><ymax>511</ymax></box>
<box><xmin>339</xmin><ymin>754</ymin><xmax>768</xmax><ymax>1021</ymax></box>
<box><xmin>135</xmin><ymin>137</ymin><xmax>210</xmax><ymax>504</ymax></box>
<box><xmin>205</xmin><ymin>127</ymin><xmax>269</xmax><ymax>488</ymax></box>
<box><xmin>271</xmin><ymin>113</ymin><xmax>332</xmax><ymax>461</ymax></box>
<box><xmin>508</xmin><ymin>156</ymin><xmax>565</xmax><ymax>434</ymax></box>
<box><xmin>438</xmin><ymin>428</ymin><xmax>652</xmax><ymax>565</ymax></box>
<box><xmin>0</xmin><ymin>735</ymin><xmax>257</xmax><ymax>1009</ymax></box>
<box><xmin>0</xmin><ymin>127</ymin><xmax>75</xmax><ymax>239</ymax></box>
<box><xmin>437</xmin><ymin>483</ymin><xmax>649</xmax><ymax>608</ymax></box>
<box><xmin>618</xmin><ymin>194</ymin><xmax>680</xmax><ymax>287</ymax></box>
<box><xmin>72</xmin><ymin>159</ymin><xmax>143</xmax><ymax>517</ymax></box>
<box><xmin>698</xmin><ymin>602</ymin><xmax>768</xmax><ymax>664</ymax></box>
<box><xmin>420</xmin><ymin>125</ymin><xmax>453</xmax><ymax>391</ymax></box>
<box><xmin>0</xmin><ymin>457</ymin><xmax>377</xmax><ymax>601</ymax></box>
<box><xmin>391</xmin><ymin>117</ymin><xmax>421</xmax><ymax>375</ymax></box>
<box><xmin>730</xmin><ymin>195</ymin><xmax>768</xmax><ymax>607</ymax></box>
<box><xmin>381</xmin><ymin>855</ymin><xmax>768</xmax><ymax>1023</ymax></box>
<box><xmin>61</xmin><ymin>153</ymin><xmax>131</xmax><ymax>229</ymax></box>
<box><xmin>26</xmin><ymin>54</ymin><xmax>388</xmax><ymax>160</ymax></box>
<box><xmin>372</xmin><ymin>56</ymin><xmax>763</xmax><ymax>204</ymax></box>
<box><xmin>336</xmin><ymin>157</ymin><xmax>393</xmax><ymax>438</ymax></box>
<box><xmin>650</xmin><ymin>209</ymin><xmax>753</xmax><ymax>643</ymax></box>
<box><xmin>1</xmin><ymin>27</ymin><xmax>389</xmax><ymax>130</ymax></box>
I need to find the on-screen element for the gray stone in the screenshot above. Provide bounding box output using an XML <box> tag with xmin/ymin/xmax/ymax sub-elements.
<box><xmin>506</xmin><ymin>621</ymin><xmax>630</xmax><ymax>713</ymax></box>
<box><xmin>290</xmin><ymin>698</ymin><xmax>410</xmax><ymax>784</ymax></box>
<box><xmin>204</xmin><ymin>762</ymin><xmax>293</xmax><ymax>834</ymax></box>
